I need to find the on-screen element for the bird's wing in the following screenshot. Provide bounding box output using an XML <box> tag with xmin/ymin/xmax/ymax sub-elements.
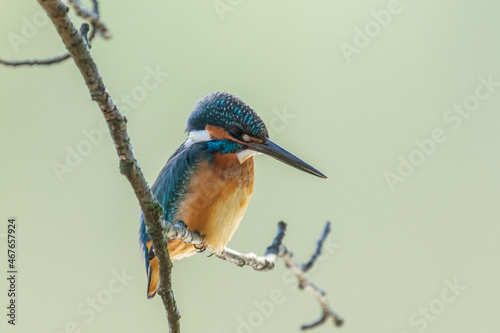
<box><xmin>138</xmin><ymin>142</ymin><xmax>207</xmax><ymax>298</ymax></box>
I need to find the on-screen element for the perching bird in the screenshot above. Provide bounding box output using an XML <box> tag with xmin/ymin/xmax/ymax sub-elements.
<box><xmin>139</xmin><ymin>92</ymin><xmax>326</xmax><ymax>298</ymax></box>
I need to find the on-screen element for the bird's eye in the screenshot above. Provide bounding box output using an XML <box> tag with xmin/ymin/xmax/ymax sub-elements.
<box><xmin>229</xmin><ymin>127</ymin><xmax>243</xmax><ymax>139</ymax></box>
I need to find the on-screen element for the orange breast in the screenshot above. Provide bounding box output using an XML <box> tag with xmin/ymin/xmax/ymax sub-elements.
<box><xmin>167</xmin><ymin>153</ymin><xmax>255</xmax><ymax>260</ymax></box>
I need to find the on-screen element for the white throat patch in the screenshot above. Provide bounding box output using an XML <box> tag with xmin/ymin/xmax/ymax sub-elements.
<box><xmin>236</xmin><ymin>149</ymin><xmax>260</xmax><ymax>164</ymax></box>
<box><xmin>184</xmin><ymin>130</ymin><xmax>211</xmax><ymax>147</ymax></box>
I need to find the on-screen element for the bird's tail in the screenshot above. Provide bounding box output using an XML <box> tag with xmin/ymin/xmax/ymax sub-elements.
<box><xmin>146</xmin><ymin>241</ymin><xmax>159</xmax><ymax>299</ymax></box>
<box><xmin>142</xmin><ymin>237</ymin><xmax>199</xmax><ymax>299</ymax></box>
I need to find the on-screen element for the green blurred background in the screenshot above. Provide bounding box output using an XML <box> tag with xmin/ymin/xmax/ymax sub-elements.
<box><xmin>1</xmin><ymin>1</ymin><xmax>500</xmax><ymax>332</ymax></box>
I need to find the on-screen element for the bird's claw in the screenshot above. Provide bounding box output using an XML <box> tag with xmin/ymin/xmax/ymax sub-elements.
<box><xmin>194</xmin><ymin>238</ymin><xmax>207</xmax><ymax>253</ymax></box>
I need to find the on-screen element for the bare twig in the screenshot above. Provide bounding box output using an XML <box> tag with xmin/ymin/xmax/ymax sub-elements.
<box><xmin>301</xmin><ymin>221</ymin><xmax>331</xmax><ymax>272</ymax></box>
<box><xmin>0</xmin><ymin>54</ymin><xmax>70</xmax><ymax>67</ymax></box>
<box><xmin>216</xmin><ymin>222</ymin><xmax>343</xmax><ymax>330</ymax></box>
<box><xmin>34</xmin><ymin>1</ymin><xmax>180</xmax><ymax>332</ymax></box>
<box><xmin>0</xmin><ymin>0</ymin><xmax>107</xmax><ymax>67</ymax></box>
<box><xmin>65</xmin><ymin>0</ymin><xmax>111</xmax><ymax>38</ymax></box>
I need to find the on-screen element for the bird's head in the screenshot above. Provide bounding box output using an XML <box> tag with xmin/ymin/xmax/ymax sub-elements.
<box><xmin>186</xmin><ymin>92</ymin><xmax>327</xmax><ymax>179</ymax></box>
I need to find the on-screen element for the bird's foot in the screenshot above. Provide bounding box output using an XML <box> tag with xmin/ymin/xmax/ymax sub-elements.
<box><xmin>194</xmin><ymin>237</ymin><xmax>207</xmax><ymax>253</ymax></box>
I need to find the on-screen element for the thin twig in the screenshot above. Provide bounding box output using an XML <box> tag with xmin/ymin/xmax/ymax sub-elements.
<box><xmin>66</xmin><ymin>0</ymin><xmax>111</xmax><ymax>38</ymax></box>
<box><xmin>91</xmin><ymin>0</ymin><xmax>99</xmax><ymax>15</ymax></box>
<box><xmin>0</xmin><ymin>54</ymin><xmax>70</xmax><ymax>67</ymax></box>
<box><xmin>265</xmin><ymin>220</ymin><xmax>287</xmax><ymax>256</ymax></box>
<box><xmin>34</xmin><ymin>1</ymin><xmax>180</xmax><ymax>332</ymax></box>
<box><xmin>301</xmin><ymin>221</ymin><xmax>331</xmax><ymax>272</ymax></box>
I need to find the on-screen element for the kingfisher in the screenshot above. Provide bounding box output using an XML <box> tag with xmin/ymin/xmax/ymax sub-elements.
<box><xmin>139</xmin><ymin>92</ymin><xmax>326</xmax><ymax>298</ymax></box>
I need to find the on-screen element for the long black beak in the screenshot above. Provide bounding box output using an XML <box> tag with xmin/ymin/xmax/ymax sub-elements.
<box><xmin>246</xmin><ymin>139</ymin><xmax>327</xmax><ymax>179</ymax></box>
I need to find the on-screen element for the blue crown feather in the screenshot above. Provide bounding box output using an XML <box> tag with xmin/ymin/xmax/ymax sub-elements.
<box><xmin>186</xmin><ymin>92</ymin><xmax>268</xmax><ymax>140</ymax></box>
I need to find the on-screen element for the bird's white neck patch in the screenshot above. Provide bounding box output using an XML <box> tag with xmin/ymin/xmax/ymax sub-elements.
<box><xmin>184</xmin><ymin>130</ymin><xmax>212</xmax><ymax>147</ymax></box>
<box><xmin>188</xmin><ymin>129</ymin><xmax>211</xmax><ymax>142</ymax></box>
<box><xmin>236</xmin><ymin>149</ymin><xmax>260</xmax><ymax>164</ymax></box>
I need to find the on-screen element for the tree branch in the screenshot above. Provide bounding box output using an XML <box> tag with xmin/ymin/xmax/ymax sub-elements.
<box><xmin>34</xmin><ymin>1</ymin><xmax>180</xmax><ymax>332</ymax></box>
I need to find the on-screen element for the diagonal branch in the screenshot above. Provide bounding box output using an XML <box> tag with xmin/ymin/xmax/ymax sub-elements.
<box><xmin>35</xmin><ymin>1</ymin><xmax>180</xmax><ymax>332</ymax></box>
